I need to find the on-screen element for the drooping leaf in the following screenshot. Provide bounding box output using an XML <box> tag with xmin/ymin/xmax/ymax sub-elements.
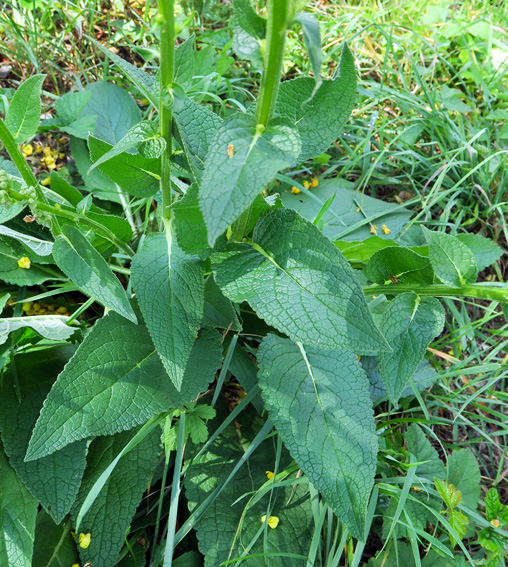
<box><xmin>231</xmin><ymin>18</ymin><xmax>264</xmax><ymax>67</ymax></box>
<box><xmin>275</xmin><ymin>44</ymin><xmax>356</xmax><ymax>160</ymax></box>
<box><xmin>26</xmin><ymin>312</ymin><xmax>221</xmax><ymax>460</ymax></box>
<box><xmin>365</xmin><ymin>247</ymin><xmax>434</xmax><ymax>284</ymax></box>
<box><xmin>32</xmin><ymin>510</ymin><xmax>79</xmax><ymax>567</ymax></box>
<box><xmin>0</xmin><ymin>315</ymin><xmax>75</xmax><ymax>346</ymax></box>
<box><xmin>0</xmin><ymin>225</ymin><xmax>53</xmax><ymax>256</ymax></box>
<box><xmin>456</xmin><ymin>233</ymin><xmax>504</xmax><ymax>271</ymax></box>
<box><xmin>446</xmin><ymin>449</ymin><xmax>481</xmax><ymax>510</ymax></box>
<box><xmin>174</xmin><ymin>35</ymin><xmax>195</xmax><ymax>89</ymax></box>
<box><xmin>71</xmin><ymin>428</ymin><xmax>161</xmax><ymax>567</ymax></box>
<box><xmin>423</xmin><ymin>227</ymin><xmax>478</xmax><ymax>286</ymax></box>
<box><xmin>202</xmin><ymin>274</ymin><xmax>242</xmax><ymax>332</ymax></box>
<box><xmin>53</xmin><ymin>224</ymin><xmax>136</xmax><ymax>323</ymax></box>
<box><xmin>5</xmin><ymin>74</ymin><xmax>46</xmax><ymax>143</ymax></box>
<box><xmin>213</xmin><ymin>208</ymin><xmax>389</xmax><ymax>353</ymax></box>
<box><xmin>0</xmin><ymin>442</ymin><xmax>38</xmax><ymax>567</ymax></box>
<box><xmin>378</xmin><ymin>292</ymin><xmax>445</xmax><ymax>404</ymax></box>
<box><xmin>131</xmin><ymin>229</ymin><xmax>204</xmax><ymax>390</ymax></box>
<box><xmin>172</xmin><ymin>184</ymin><xmax>211</xmax><ymax>259</ymax></box>
<box><xmin>258</xmin><ymin>334</ymin><xmax>377</xmax><ymax>540</ymax></box>
<box><xmin>233</xmin><ymin>0</ymin><xmax>266</xmax><ymax>39</ymax></box>
<box><xmin>405</xmin><ymin>424</ymin><xmax>446</xmax><ymax>481</ymax></box>
<box><xmin>294</xmin><ymin>12</ymin><xmax>322</xmax><ymax>83</ymax></box>
<box><xmin>199</xmin><ymin>114</ymin><xmax>301</xmax><ymax>245</ymax></box>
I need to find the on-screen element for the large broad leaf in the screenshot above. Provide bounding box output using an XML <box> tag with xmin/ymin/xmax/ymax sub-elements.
<box><xmin>456</xmin><ymin>233</ymin><xmax>503</xmax><ymax>272</ymax></box>
<box><xmin>365</xmin><ymin>247</ymin><xmax>434</xmax><ymax>284</ymax></box>
<box><xmin>32</xmin><ymin>510</ymin><xmax>79</xmax><ymax>567</ymax></box>
<box><xmin>405</xmin><ymin>424</ymin><xmax>446</xmax><ymax>482</ymax></box>
<box><xmin>0</xmin><ymin>346</ymin><xmax>87</xmax><ymax>524</ymax></box>
<box><xmin>213</xmin><ymin>208</ymin><xmax>389</xmax><ymax>354</ymax></box>
<box><xmin>26</xmin><ymin>313</ymin><xmax>221</xmax><ymax>460</ymax></box>
<box><xmin>71</xmin><ymin>428</ymin><xmax>160</xmax><ymax>567</ymax></box>
<box><xmin>185</xmin><ymin>406</ymin><xmax>314</xmax><ymax>567</ymax></box>
<box><xmin>202</xmin><ymin>274</ymin><xmax>242</xmax><ymax>331</ymax></box>
<box><xmin>52</xmin><ymin>224</ymin><xmax>137</xmax><ymax>323</ymax></box>
<box><xmin>281</xmin><ymin>178</ymin><xmax>412</xmax><ymax>241</ymax></box>
<box><xmin>174</xmin><ymin>35</ymin><xmax>195</xmax><ymax>89</ymax></box>
<box><xmin>423</xmin><ymin>227</ymin><xmax>478</xmax><ymax>286</ymax></box>
<box><xmin>0</xmin><ymin>443</ymin><xmax>38</xmax><ymax>567</ymax></box>
<box><xmin>199</xmin><ymin>114</ymin><xmax>301</xmax><ymax>246</ymax></box>
<box><xmin>233</xmin><ymin>0</ymin><xmax>266</xmax><ymax>38</ymax></box>
<box><xmin>258</xmin><ymin>334</ymin><xmax>377</xmax><ymax>540</ymax></box>
<box><xmin>446</xmin><ymin>449</ymin><xmax>481</xmax><ymax>510</ymax></box>
<box><xmin>0</xmin><ymin>315</ymin><xmax>74</xmax><ymax>346</ymax></box>
<box><xmin>378</xmin><ymin>292</ymin><xmax>445</xmax><ymax>404</ymax></box>
<box><xmin>131</xmin><ymin>229</ymin><xmax>204</xmax><ymax>390</ymax></box>
<box><xmin>5</xmin><ymin>74</ymin><xmax>45</xmax><ymax>143</ymax></box>
<box><xmin>275</xmin><ymin>45</ymin><xmax>356</xmax><ymax>161</ymax></box>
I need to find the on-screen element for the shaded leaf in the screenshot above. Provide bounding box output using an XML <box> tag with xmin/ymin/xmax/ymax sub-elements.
<box><xmin>5</xmin><ymin>74</ymin><xmax>45</xmax><ymax>143</ymax></box>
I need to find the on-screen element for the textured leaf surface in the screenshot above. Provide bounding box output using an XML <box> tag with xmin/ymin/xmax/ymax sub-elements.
<box><xmin>446</xmin><ymin>449</ymin><xmax>481</xmax><ymax>510</ymax></box>
<box><xmin>0</xmin><ymin>347</ymin><xmax>86</xmax><ymax>524</ymax></box>
<box><xmin>131</xmin><ymin>229</ymin><xmax>204</xmax><ymax>389</ymax></box>
<box><xmin>174</xmin><ymin>36</ymin><xmax>195</xmax><ymax>88</ymax></box>
<box><xmin>365</xmin><ymin>247</ymin><xmax>433</xmax><ymax>284</ymax></box>
<box><xmin>202</xmin><ymin>274</ymin><xmax>242</xmax><ymax>331</ymax></box>
<box><xmin>379</xmin><ymin>293</ymin><xmax>445</xmax><ymax>404</ymax></box>
<box><xmin>0</xmin><ymin>443</ymin><xmax>38</xmax><ymax>567</ymax></box>
<box><xmin>0</xmin><ymin>315</ymin><xmax>74</xmax><ymax>346</ymax></box>
<box><xmin>185</xmin><ymin>406</ymin><xmax>313</xmax><ymax>566</ymax></box>
<box><xmin>258</xmin><ymin>334</ymin><xmax>377</xmax><ymax>539</ymax></box>
<box><xmin>172</xmin><ymin>184</ymin><xmax>211</xmax><ymax>259</ymax></box>
<box><xmin>26</xmin><ymin>313</ymin><xmax>221</xmax><ymax>459</ymax></box>
<box><xmin>71</xmin><ymin>429</ymin><xmax>160</xmax><ymax>567</ymax></box>
<box><xmin>199</xmin><ymin>114</ymin><xmax>301</xmax><ymax>245</ymax></box>
<box><xmin>233</xmin><ymin>0</ymin><xmax>266</xmax><ymax>38</ymax></box>
<box><xmin>294</xmin><ymin>12</ymin><xmax>322</xmax><ymax>82</ymax></box>
<box><xmin>456</xmin><ymin>233</ymin><xmax>504</xmax><ymax>271</ymax></box>
<box><xmin>423</xmin><ymin>227</ymin><xmax>478</xmax><ymax>286</ymax></box>
<box><xmin>32</xmin><ymin>510</ymin><xmax>79</xmax><ymax>567</ymax></box>
<box><xmin>275</xmin><ymin>45</ymin><xmax>355</xmax><ymax>160</ymax></box>
<box><xmin>5</xmin><ymin>74</ymin><xmax>45</xmax><ymax>143</ymax></box>
<box><xmin>213</xmin><ymin>208</ymin><xmax>389</xmax><ymax>353</ymax></box>
<box><xmin>0</xmin><ymin>225</ymin><xmax>53</xmax><ymax>256</ymax></box>
<box><xmin>406</xmin><ymin>424</ymin><xmax>446</xmax><ymax>481</ymax></box>
<box><xmin>336</xmin><ymin>236</ymin><xmax>399</xmax><ymax>263</ymax></box>
<box><xmin>53</xmin><ymin>224</ymin><xmax>137</xmax><ymax>323</ymax></box>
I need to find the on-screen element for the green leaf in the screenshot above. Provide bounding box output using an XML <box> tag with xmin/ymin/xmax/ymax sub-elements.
<box><xmin>54</xmin><ymin>89</ymin><xmax>92</xmax><ymax>124</ymax></box>
<box><xmin>275</xmin><ymin>44</ymin><xmax>356</xmax><ymax>161</ymax></box>
<box><xmin>365</xmin><ymin>247</ymin><xmax>434</xmax><ymax>284</ymax></box>
<box><xmin>185</xmin><ymin>406</ymin><xmax>314</xmax><ymax>567</ymax></box>
<box><xmin>456</xmin><ymin>233</ymin><xmax>504</xmax><ymax>271</ymax></box>
<box><xmin>232</xmin><ymin>17</ymin><xmax>264</xmax><ymax>67</ymax></box>
<box><xmin>0</xmin><ymin>346</ymin><xmax>87</xmax><ymax>524</ymax></box>
<box><xmin>172</xmin><ymin>184</ymin><xmax>211</xmax><ymax>259</ymax></box>
<box><xmin>233</xmin><ymin>0</ymin><xmax>266</xmax><ymax>39</ymax></box>
<box><xmin>406</xmin><ymin>424</ymin><xmax>446</xmax><ymax>481</ymax></box>
<box><xmin>71</xmin><ymin>428</ymin><xmax>161</xmax><ymax>567</ymax></box>
<box><xmin>88</xmin><ymin>135</ymin><xmax>160</xmax><ymax>198</ymax></box>
<box><xmin>26</xmin><ymin>313</ymin><xmax>221</xmax><ymax>460</ymax></box>
<box><xmin>378</xmin><ymin>292</ymin><xmax>445</xmax><ymax>404</ymax></box>
<box><xmin>0</xmin><ymin>225</ymin><xmax>53</xmax><ymax>256</ymax></box>
<box><xmin>0</xmin><ymin>315</ymin><xmax>74</xmax><ymax>346</ymax></box>
<box><xmin>258</xmin><ymin>334</ymin><xmax>377</xmax><ymax>540</ymax></box>
<box><xmin>335</xmin><ymin>235</ymin><xmax>399</xmax><ymax>263</ymax></box>
<box><xmin>485</xmin><ymin>488</ymin><xmax>503</xmax><ymax>522</ymax></box>
<box><xmin>53</xmin><ymin>224</ymin><xmax>137</xmax><ymax>323</ymax></box>
<box><xmin>229</xmin><ymin>343</ymin><xmax>264</xmax><ymax>412</ymax></box>
<box><xmin>5</xmin><ymin>74</ymin><xmax>46</xmax><ymax>143</ymax></box>
<box><xmin>202</xmin><ymin>274</ymin><xmax>242</xmax><ymax>331</ymax></box>
<box><xmin>131</xmin><ymin>229</ymin><xmax>204</xmax><ymax>390</ymax></box>
<box><xmin>423</xmin><ymin>227</ymin><xmax>478</xmax><ymax>286</ymax></box>
<box><xmin>368</xmin><ymin>542</ymin><xmax>416</xmax><ymax>567</ymax></box>
<box><xmin>199</xmin><ymin>114</ymin><xmax>301</xmax><ymax>246</ymax></box>
<box><xmin>174</xmin><ymin>36</ymin><xmax>195</xmax><ymax>89</ymax></box>
<box><xmin>446</xmin><ymin>449</ymin><xmax>481</xmax><ymax>510</ymax></box>
<box><xmin>32</xmin><ymin>510</ymin><xmax>79</xmax><ymax>567</ymax></box>
<box><xmin>294</xmin><ymin>12</ymin><xmax>322</xmax><ymax>83</ymax></box>
<box><xmin>0</xmin><ymin>442</ymin><xmax>38</xmax><ymax>567</ymax></box>
<box><xmin>213</xmin><ymin>208</ymin><xmax>389</xmax><ymax>353</ymax></box>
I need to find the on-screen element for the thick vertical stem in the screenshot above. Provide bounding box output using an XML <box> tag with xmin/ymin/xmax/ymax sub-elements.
<box><xmin>158</xmin><ymin>0</ymin><xmax>175</xmax><ymax>222</ymax></box>
<box><xmin>256</xmin><ymin>0</ymin><xmax>289</xmax><ymax>127</ymax></box>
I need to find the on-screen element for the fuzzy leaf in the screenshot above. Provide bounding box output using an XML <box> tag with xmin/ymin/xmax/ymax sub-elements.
<box><xmin>202</xmin><ymin>274</ymin><xmax>242</xmax><ymax>331</ymax></box>
<box><xmin>53</xmin><ymin>224</ymin><xmax>137</xmax><ymax>323</ymax></box>
<box><xmin>0</xmin><ymin>225</ymin><xmax>53</xmax><ymax>256</ymax></box>
<box><xmin>172</xmin><ymin>184</ymin><xmax>211</xmax><ymax>259</ymax></box>
<box><xmin>32</xmin><ymin>510</ymin><xmax>79</xmax><ymax>567</ymax></box>
<box><xmin>378</xmin><ymin>292</ymin><xmax>445</xmax><ymax>404</ymax></box>
<box><xmin>174</xmin><ymin>36</ymin><xmax>195</xmax><ymax>88</ymax></box>
<box><xmin>5</xmin><ymin>74</ymin><xmax>46</xmax><ymax>143</ymax></box>
<box><xmin>258</xmin><ymin>334</ymin><xmax>378</xmax><ymax>540</ymax></box>
<box><xmin>199</xmin><ymin>114</ymin><xmax>301</xmax><ymax>245</ymax></box>
<box><xmin>456</xmin><ymin>233</ymin><xmax>504</xmax><ymax>271</ymax></box>
<box><xmin>406</xmin><ymin>424</ymin><xmax>446</xmax><ymax>481</ymax></box>
<box><xmin>446</xmin><ymin>449</ymin><xmax>481</xmax><ymax>510</ymax></box>
<box><xmin>213</xmin><ymin>208</ymin><xmax>389</xmax><ymax>353</ymax></box>
<box><xmin>0</xmin><ymin>315</ymin><xmax>74</xmax><ymax>346</ymax></box>
<box><xmin>131</xmin><ymin>229</ymin><xmax>204</xmax><ymax>390</ymax></box>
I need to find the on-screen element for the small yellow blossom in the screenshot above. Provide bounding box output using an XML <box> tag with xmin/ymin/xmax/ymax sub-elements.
<box><xmin>491</xmin><ymin>519</ymin><xmax>500</xmax><ymax>528</ymax></box>
<box><xmin>17</xmin><ymin>257</ymin><xmax>31</xmax><ymax>269</ymax></box>
<box><xmin>261</xmin><ymin>515</ymin><xmax>280</xmax><ymax>529</ymax></box>
<box><xmin>290</xmin><ymin>186</ymin><xmax>301</xmax><ymax>195</ymax></box>
<box><xmin>356</xmin><ymin>206</ymin><xmax>360</xmax><ymax>212</ymax></box>
<box><xmin>21</xmin><ymin>144</ymin><xmax>33</xmax><ymax>157</ymax></box>
<box><xmin>78</xmin><ymin>532</ymin><xmax>91</xmax><ymax>549</ymax></box>
<box><xmin>262</xmin><ymin>189</ymin><xmax>267</xmax><ymax>197</ymax></box>
<box><xmin>41</xmin><ymin>177</ymin><xmax>51</xmax><ymax>186</ymax></box>
<box><xmin>43</xmin><ymin>146</ymin><xmax>52</xmax><ymax>157</ymax></box>
<box><xmin>382</xmin><ymin>224</ymin><xmax>391</xmax><ymax>235</ymax></box>
<box><xmin>370</xmin><ymin>224</ymin><xmax>378</xmax><ymax>235</ymax></box>
<box><xmin>411</xmin><ymin>486</ymin><xmax>423</xmax><ymax>492</ymax></box>
<box><xmin>71</xmin><ymin>564</ymin><xmax>80</xmax><ymax>567</ymax></box>
<box><xmin>266</xmin><ymin>471</ymin><xmax>274</xmax><ymax>480</ymax></box>
<box><xmin>32</xmin><ymin>302</ymin><xmax>41</xmax><ymax>312</ymax></box>
<box><xmin>56</xmin><ymin>306</ymin><xmax>69</xmax><ymax>315</ymax></box>
<box><xmin>22</xmin><ymin>302</ymin><xmax>32</xmax><ymax>313</ymax></box>
<box><xmin>58</xmin><ymin>152</ymin><xmax>65</xmax><ymax>160</ymax></box>
<box><xmin>310</xmin><ymin>176</ymin><xmax>319</xmax><ymax>188</ymax></box>
<box><xmin>303</xmin><ymin>180</ymin><xmax>311</xmax><ymax>190</ymax></box>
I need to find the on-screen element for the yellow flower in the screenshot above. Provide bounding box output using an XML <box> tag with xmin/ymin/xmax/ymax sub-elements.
<box><xmin>266</xmin><ymin>471</ymin><xmax>274</xmax><ymax>480</ymax></box>
<box><xmin>303</xmin><ymin>180</ymin><xmax>311</xmax><ymax>190</ymax></box>
<box><xmin>290</xmin><ymin>186</ymin><xmax>301</xmax><ymax>195</ymax></box>
<box><xmin>261</xmin><ymin>515</ymin><xmax>279</xmax><ymax>529</ymax></box>
<box><xmin>491</xmin><ymin>519</ymin><xmax>500</xmax><ymax>528</ymax></box>
<box><xmin>78</xmin><ymin>532</ymin><xmax>91</xmax><ymax>549</ymax></box>
<box><xmin>71</xmin><ymin>564</ymin><xmax>80</xmax><ymax>567</ymax></box>
<box><xmin>41</xmin><ymin>177</ymin><xmax>51</xmax><ymax>186</ymax></box>
<box><xmin>17</xmin><ymin>257</ymin><xmax>31</xmax><ymax>269</ymax></box>
<box><xmin>310</xmin><ymin>176</ymin><xmax>319</xmax><ymax>188</ymax></box>
<box><xmin>21</xmin><ymin>144</ymin><xmax>33</xmax><ymax>157</ymax></box>
<box><xmin>382</xmin><ymin>224</ymin><xmax>391</xmax><ymax>235</ymax></box>
<box><xmin>370</xmin><ymin>224</ymin><xmax>378</xmax><ymax>235</ymax></box>
<box><xmin>22</xmin><ymin>302</ymin><xmax>32</xmax><ymax>313</ymax></box>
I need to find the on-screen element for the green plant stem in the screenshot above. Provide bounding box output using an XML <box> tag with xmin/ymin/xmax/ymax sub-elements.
<box><xmin>256</xmin><ymin>0</ymin><xmax>289</xmax><ymax>127</ymax></box>
<box><xmin>158</xmin><ymin>0</ymin><xmax>175</xmax><ymax>222</ymax></box>
<box><xmin>0</xmin><ymin>118</ymin><xmax>61</xmax><ymax>235</ymax></box>
<box><xmin>5</xmin><ymin>187</ymin><xmax>135</xmax><ymax>257</ymax></box>
<box><xmin>364</xmin><ymin>283</ymin><xmax>508</xmax><ymax>304</ymax></box>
